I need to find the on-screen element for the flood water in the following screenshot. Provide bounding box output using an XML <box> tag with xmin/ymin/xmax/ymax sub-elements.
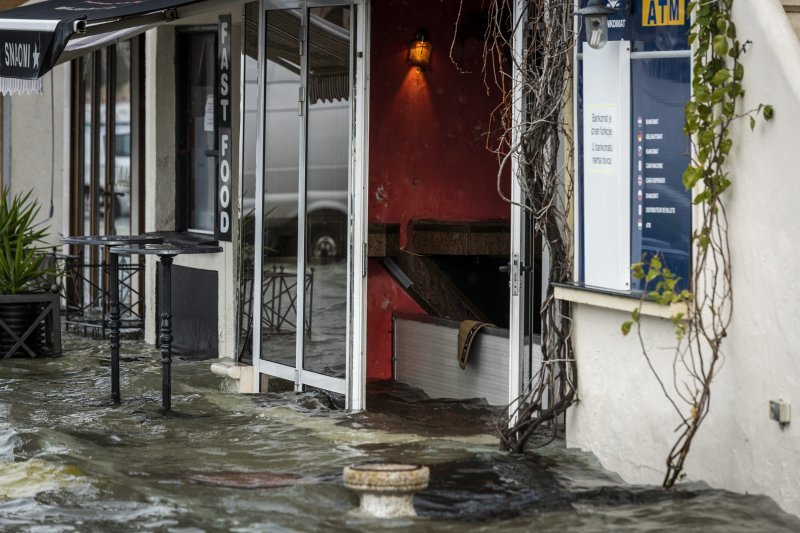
<box><xmin>1</xmin><ymin>334</ymin><xmax>798</xmax><ymax>532</ymax></box>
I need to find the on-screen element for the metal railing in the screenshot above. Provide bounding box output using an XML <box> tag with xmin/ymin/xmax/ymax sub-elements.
<box><xmin>238</xmin><ymin>259</ymin><xmax>314</xmax><ymax>361</ymax></box>
<box><xmin>56</xmin><ymin>254</ymin><xmax>145</xmax><ymax>338</ymax></box>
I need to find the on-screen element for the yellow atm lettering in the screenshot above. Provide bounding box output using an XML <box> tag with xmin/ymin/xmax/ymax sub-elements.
<box><xmin>642</xmin><ymin>0</ymin><xmax>685</xmax><ymax>27</ymax></box>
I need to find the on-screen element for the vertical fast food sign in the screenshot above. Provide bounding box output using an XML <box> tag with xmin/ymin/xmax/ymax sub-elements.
<box><xmin>216</xmin><ymin>15</ymin><xmax>232</xmax><ymax>241</ymax></box>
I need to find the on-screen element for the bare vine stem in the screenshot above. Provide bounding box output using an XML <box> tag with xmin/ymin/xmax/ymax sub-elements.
<box><xmin>623</xmin><ymin>0</ymin><xmax>772</xmax><ymax>488</ymax></box>
<box><xmin>453</xmin><ymin>0</ymin><xmax>577</xmax><ymax>452</ymax></box>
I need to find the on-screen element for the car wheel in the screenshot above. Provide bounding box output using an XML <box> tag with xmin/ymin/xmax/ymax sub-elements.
<box><xmin>307</xmin><ymin>210</ymin><xmax>346</xmax><ymax>261</ymax></box>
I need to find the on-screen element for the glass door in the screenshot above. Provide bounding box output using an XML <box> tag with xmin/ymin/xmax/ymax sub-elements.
<box><xmin>69</xmin><ymin>40</ymin><xmax>143</xmax><ymax>327</ymax></box>
<box><xmin>254</xmin><ymin>1</ymin><xmax>361</xmax><ymax>402</ymax></box>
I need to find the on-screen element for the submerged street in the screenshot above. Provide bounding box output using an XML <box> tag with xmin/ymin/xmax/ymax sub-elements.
<box><xmin>0</xmin><ymin>334</ymin><xmax>798</xmax><ymax>532</ymax></box>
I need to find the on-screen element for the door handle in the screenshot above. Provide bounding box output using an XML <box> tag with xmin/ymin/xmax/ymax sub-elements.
<box><xmin>499</xmin><ymin>263</ymin><xmax>532</xmax><ymax>274</ymax></box>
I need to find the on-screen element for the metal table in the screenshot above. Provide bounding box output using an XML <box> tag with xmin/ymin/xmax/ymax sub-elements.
<box><xmin>110</xmin><ymin>243</ymin><xmax>222</xmax><ymax>411</ymax></box>
<box><xmin>61</xmin><ymin>235</ymin><xmax>164</xmax><ymax>404</ymax></box>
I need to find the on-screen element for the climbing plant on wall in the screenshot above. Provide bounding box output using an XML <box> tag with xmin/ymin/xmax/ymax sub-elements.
<box><xmin>454</xmin><ymin>0</ymin><xmax>578</xmax><ymax>451</ymax></box>
<box><xmin>622</xmin><ymin>0</ymin><xmax>772</xmax><ymax>488</ymax></box>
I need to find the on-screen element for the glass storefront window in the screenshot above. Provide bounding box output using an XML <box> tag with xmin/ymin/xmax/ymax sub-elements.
<box><xmin>176</xmin><ymin>30</ymin><xmax>217</xmax><ymax>233</ymax></box>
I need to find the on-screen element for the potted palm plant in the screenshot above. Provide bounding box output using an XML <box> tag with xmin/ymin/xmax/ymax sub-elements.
<box><xmin>0</xmin><ymin>190</ymin><xmax>61</xmax><ymax>358</ymax></box>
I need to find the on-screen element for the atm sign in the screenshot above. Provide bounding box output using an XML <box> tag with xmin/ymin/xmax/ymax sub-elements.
<box><xmin>642</xmin><ymin>0</ymin><xmax>685</xmax><ymax>27</ymax></box>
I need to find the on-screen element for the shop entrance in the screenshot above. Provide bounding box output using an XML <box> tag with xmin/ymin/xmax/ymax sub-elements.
<box><xmin>252</xmin><ymin>0</ymin><xmax>366</xmax><ymax>406</ymax></box>
<box><xmin>362</xmin><ymin>0</ymin><xmax>537</xmax><ymax>411</ymax></box>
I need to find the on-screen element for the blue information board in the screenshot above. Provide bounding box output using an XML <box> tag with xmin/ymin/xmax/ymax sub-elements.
<box><xmin>577</xmin><ymin>0</ymin><xmax>692</xmax><ymax>291</ymax></box>
<box><xmin>629</xmin><ymin>58</ymin><xmax>691</xmax><ymax>290</ymax></box>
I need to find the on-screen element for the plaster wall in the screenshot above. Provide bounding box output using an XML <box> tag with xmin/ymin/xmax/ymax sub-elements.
<box><xmin>144</xmin><ymin>9</ymin><xmax>242</xmax><ymax>360</ymax></box>
<box><xmin>566</xmin><ymin>0</ymin><xmax>800</xmax><ymax>516</ymax></box>
<box><xmin>7</xmin><ymin>65</ymin><xmax>68</xmax><ymax>247</ymax></box>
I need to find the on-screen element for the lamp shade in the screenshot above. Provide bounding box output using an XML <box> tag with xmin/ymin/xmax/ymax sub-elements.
<box><xmin>407</xmin><ymin>29</ymin><xmax>432</xmax><ymax>69</ymax></box>
<box><xmin>573</xmin><ymin>0</ymin><xmax>618</xmax><ymax>50</ymax></box>
<box><xmin>585</xmin><ymin>14</ymin><xmax>608</xmax><ymax>49</ymax></box>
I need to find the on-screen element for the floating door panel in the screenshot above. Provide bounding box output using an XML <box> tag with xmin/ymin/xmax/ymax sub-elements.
<box><xmin>394</xmin><ymin>315</ymin><xmax>509</xmax><ymax>406</ymax></box>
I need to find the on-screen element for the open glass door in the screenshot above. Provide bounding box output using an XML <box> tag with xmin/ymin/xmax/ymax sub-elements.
<box><xmin>253</xmin><ymin>1</ymin><xmax>363</xmax><ymax>404</ymax></box>
<box><xmin>507</xmin><ymin>0</ymin><xmax>529</xmax><ymax>420</ymax></box>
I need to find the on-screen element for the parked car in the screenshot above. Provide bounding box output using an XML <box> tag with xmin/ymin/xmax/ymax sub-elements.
<box><xmin>242</xmin><ymin>57</ymin><xmax>349</xmax><ymax>259</ymax></box>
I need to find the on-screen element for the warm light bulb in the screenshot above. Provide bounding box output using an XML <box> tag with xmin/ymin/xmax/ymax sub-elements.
<box><xmin>590</xmin><ymin>28</ymin><xmax>602</xmax><ymax>47</ymax></box>
<box><xmin>407</xmin><ymin>29</ymin><xmax>432</xmax><ymax>70</ymax></box>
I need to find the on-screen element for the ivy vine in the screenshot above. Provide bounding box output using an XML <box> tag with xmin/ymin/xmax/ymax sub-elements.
<box><xmin>623</xmin><ymin>0</ymin><xmax>772</xmax><ymax>489</ymax></box>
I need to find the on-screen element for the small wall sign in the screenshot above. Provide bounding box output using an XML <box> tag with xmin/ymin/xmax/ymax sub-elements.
<box><xmin>641</xmin><ymin>0</ymin><xmax>685</xmax><ymax>27</ymax></box>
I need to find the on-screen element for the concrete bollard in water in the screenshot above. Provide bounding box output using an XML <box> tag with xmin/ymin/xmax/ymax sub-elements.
<box><xmin>343</xmin><ymin>463</ymin><xmax>430</xmax><ymax>518</ymax></box>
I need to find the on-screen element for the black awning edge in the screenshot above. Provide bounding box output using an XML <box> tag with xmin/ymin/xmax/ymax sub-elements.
<box><xmin>0</xmin><ymin>20</ymin><xmax>74</xmax><ymax>80</ymax></box>
<box><xmin>0</xmin><ymin>0</ymin><xmax>225</xmax><ymax>81</ymax></box>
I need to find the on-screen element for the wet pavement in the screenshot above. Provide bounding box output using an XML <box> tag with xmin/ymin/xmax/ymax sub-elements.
<box><xmin>1</xmin><ymin>333</ymin><xmax>798</xmax><ymax>532</ymax></box>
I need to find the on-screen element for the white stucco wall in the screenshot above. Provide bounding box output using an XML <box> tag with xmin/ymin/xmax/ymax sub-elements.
<box><xmin>6</xmin><ymin>65</ymin><xmax>69</xmax><ymax>248</ymax></box>
<box><xmin>566</xmin><ymin>0</ymin><xmax>800</xmax><ymax>517</ymax></box>
<box><xmin>143</xmin><ymin>8</ymin><xmax>242</xmax><ymax>359</ymax></box>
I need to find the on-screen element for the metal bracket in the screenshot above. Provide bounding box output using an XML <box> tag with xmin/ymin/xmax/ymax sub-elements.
<box><xmin>512</xmin><ymin>253</ymin><xmax>520</xmax><ymax>296</ymax></box>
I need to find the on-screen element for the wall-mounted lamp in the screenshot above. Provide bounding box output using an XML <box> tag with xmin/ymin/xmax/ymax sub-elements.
<box><xmin>573</xmin><ymin>0</ymin><xmax>619</xmax><ymax>50</ymax></box>
<box><xmin>407</xmin><ymin>28</ymin><xmax>432</xmax><ymax>70</ymax></box>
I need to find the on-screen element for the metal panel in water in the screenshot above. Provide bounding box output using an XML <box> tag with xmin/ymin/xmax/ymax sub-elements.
<box><xmin>393</xmin><ymin>313</ymin><xmax>510</xmax><ymax>406</ymax></box>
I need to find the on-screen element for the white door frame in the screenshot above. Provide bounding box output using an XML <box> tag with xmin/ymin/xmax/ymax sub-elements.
<box><xmin>348</xmin><ymin>0</ymin><xmax>369</xmax><ymax>411</ymax></box>
<box><xmin>507</xmin><ymin>0</ymin><xmax>528</xmax><ymax>421</ymax></box>
<box><xmin>251</xmin><ymin>0</ymin><xmax>368</xmax><ymax>411</ymax></box>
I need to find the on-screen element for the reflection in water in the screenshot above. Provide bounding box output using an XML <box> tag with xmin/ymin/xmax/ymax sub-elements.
<box><xmin>0</xmin><ymin>334</ymin><xmax>798</xmax><ymax>531</ymax></box>
<box><xmin>304</xmin><ymin>260</ymin><xmax>347</xmax><ymax>378</ymax></box>
<box><xmin>260</xmin><ymin>261</ymin><xmax>347</xmax><ymax>378</ymax></box>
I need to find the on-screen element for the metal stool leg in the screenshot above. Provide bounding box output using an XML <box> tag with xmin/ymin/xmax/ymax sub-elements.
<box><xmin>159</xmin><ymin>255</ymin><xmax>174</xmax><ymax>411</ymax></box>
<box><xmin>109</xmin><ymin>252</ymin><xmax>121</xmax><ymax>404</ymax></box>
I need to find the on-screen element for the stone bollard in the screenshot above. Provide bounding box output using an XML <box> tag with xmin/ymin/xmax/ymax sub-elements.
<box><xmin>343</xmin><ymin>463</ymin><xmax>430</xmax><ymax>518</ymax></box>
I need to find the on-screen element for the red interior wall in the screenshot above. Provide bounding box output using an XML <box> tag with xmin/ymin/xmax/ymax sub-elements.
<box><xmin>367</xmin><ymin>0</ymin><xmax>510</xmax><ymax>379</ymax></box>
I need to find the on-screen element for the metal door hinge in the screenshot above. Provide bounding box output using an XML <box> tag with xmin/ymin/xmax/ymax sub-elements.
<box><xmin>298</xmin><ymin>86</ymin><xmax>305</xmax><ymax>116</ymax></box>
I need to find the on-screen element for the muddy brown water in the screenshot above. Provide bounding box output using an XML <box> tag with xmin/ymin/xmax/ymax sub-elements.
<box><xmin>0</xmin><ymin>333</ymin><xmax>798</xmax><ymax>532</ymax></box>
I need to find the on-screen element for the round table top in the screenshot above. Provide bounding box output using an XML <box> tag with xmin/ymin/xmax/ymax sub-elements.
<box><xmin>61</xmin><ymin>234</ymin><xmax>165</xmax><ymax>247</ymax></box>
<box><xmin>109</xmin><ymin>243</ymin><xmax>223</xmax><ymax>257</ymax></box>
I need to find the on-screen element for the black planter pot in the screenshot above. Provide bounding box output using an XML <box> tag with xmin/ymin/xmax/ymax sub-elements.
<box><xmin>0</xmin><ymin>293</ymin><xmax>61</xmax><ymax>359</ymax></box>
<box><xmin>0</xmin><ymin>302</ymin><xmax>44</xmax><ymax>357</ymax></box>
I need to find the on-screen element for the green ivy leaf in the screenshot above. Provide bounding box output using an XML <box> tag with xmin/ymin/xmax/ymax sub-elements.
<box><xmin>711</xmin><ymin>69</ymin><xmax>730</xmax><ymax>86</ymax></box>
<box><xmin>734</xmin><ymin>63</ymin><xmax>744</xmax><ymax>81</ymax></box>
<box><xmin>713</xmin><ymin>35</ymin><xmax>729</xmax><ymax>57</ymax></box>
<box><xmin>699</xmin><ymin>130</ymin><xmax>716</xmax><ymax>147</ymax></box>
<box><xmin>621</xmin><ymin>321</ymin><xmax>633</xmax><ymax>336</ymax></box>
<box><xmin>763</xmin><ymin>105</ymin><xmax>774</xmax><ymax>120</ymax></box>
<box><xmin>693</xmin><ymin>190</ymin><xmax>711</xmax><ymax>204</ymax></box>
<box><xmin>650</xmin><ymin>255</ymin><xmax>662</xmax><ymax>272</ymax></box>
<box><xmin>683</xmin><ymin>166</ymin><xmax>703</xmax><ymax>189</ymax></box>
